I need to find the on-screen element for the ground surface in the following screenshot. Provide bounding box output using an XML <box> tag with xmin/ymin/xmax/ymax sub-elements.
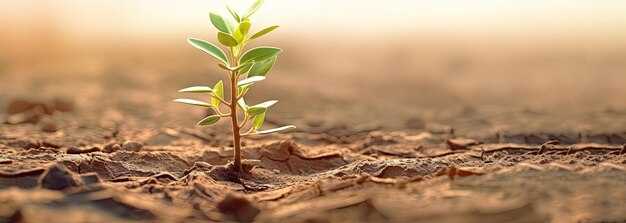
<box><xmin>0</xmin><ymin>97</ymin><xmax>625</xmax><ymax>223</ymax></box>
<box><xmin>1</xmin><ymin>50</ymin><xmax>626</xmax><ymax>222</ymax></box>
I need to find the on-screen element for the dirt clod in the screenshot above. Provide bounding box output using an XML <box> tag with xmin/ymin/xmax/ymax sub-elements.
<box><xmin>79</xmin><ymin>173</ymin><xmax>101</xmax><ymax>186</ymax></box>
<box><xmin>446</xmin><ymin>138</ymin><xmax>481</xmax><ymax>150</ymax></box>
<box><xmin>7</xmin><ymin>99</ymin><xmax>37</xmax><ymax>114</ymax></box>
<box><xmin>66</xmin><ymin>146</ymin><xmax>100</xmax><ymax>154</ymax></box>
<box><xmin>217</xmin><ymin>194</ymin><xmax>260</xmax><ymax>222</ymax></box>
<box><xmin>103</xmin><ymin>143</ymin><xmax>121</xmax><ymax>153</ymax></box>
<box><xmin>38</xmin><ymin>163</ymin><xmax>82</xmax><ymax>190</ymax></box>
<box><xmin>5</xmin><ymin>111</ymin><xmax>41</xmax><ymax>125</ymax></box>
<box><xmin>40</xmin><ymin>121</ymin><xmax>58</xmax><ymax>133</ymax></box>
<box><xmin>122</xmin><ymin>140</ymin><xmax>143</xmax><ymax>152</ymax></box>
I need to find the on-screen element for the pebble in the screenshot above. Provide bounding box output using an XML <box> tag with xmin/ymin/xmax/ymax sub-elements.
<box><xmin>40</xmin><ymin>122</ymin><xmax>58</xmax><ymax>133</ymax></box>
<box><xmin>103</xmin><ymin>142</ymin><xmax>120</xmax><ymax>153</ymax></box>
<box><xmin>272</xmin><ymin>169</ymin><xmax>281</xmax><ymax>174</ymax></box>
<box><xmin>446</xmin><ymin>138</ymin><xmax>481</xmax><ymax>150</ymax></box>
<box><xmin>66</xmin><ymin>146</ymin><xmax>100</xmax><ymax>154</ymax></box>
<box><xmin>5</xmin><ymin>111</ymin><xmax>41</xmax><ymax>125</ymax></box>
<box><xmin>122</xmin><ymin>140</ymin><xmax>143</xmax><ymax>152</ymax></box>
<box><xmin>41</xmin><ymin>141</ymin><xmax>62</xmax><ymax>149</ymax></box>
<box><xmin>79</xmin><ymin>173</ymin><xmax>101</xmax><ymax>186</ymax></box>
<box><xmin>38</xmin><ymin>163</ymin><xmax>82</xmax><ymax>190</ymax></box>
<box><xmin>7</xmin><ymin>99</ymin><xmax>36</xmax><ymax>114</ymax></box>
<box><xmin>217</xmin><ymin>194</ymin><xmax>260</xmax><ymax>222</ymax></box>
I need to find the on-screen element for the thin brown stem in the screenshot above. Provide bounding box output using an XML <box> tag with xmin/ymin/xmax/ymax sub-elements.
<box><xmin>229</xmin><ymin>50</ymin><xmax>243</xmax><ymax>172</ymax></box>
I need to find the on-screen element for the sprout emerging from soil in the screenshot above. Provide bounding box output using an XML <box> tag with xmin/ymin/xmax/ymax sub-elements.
<box><xmin>175</xmin><ymin>0</ymin><xmax>295</xmax><ymax>173</ymax></box>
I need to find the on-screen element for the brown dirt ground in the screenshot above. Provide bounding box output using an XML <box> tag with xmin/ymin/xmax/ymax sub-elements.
<box><xmin>1</xmin><ymin>97</ymin><xmax>625</xmax><ymax>223</ymax></box>
<box><xmin>1</xmin><ymin>51</ymin><xmax>626</xmax><ymax>222</ymax></box>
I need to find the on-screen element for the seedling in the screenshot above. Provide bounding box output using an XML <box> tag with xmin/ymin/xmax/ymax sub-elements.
<box><xmin>175</xmin><ymin>0</ymin><xmax>295</xmax><ymax>173</ymax></box>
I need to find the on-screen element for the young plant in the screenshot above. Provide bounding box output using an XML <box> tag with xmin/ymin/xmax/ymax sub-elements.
<box><xmin>175</xmin><ymin>0</ymin><xmax>295</xmax><ymax>173</ymax></box>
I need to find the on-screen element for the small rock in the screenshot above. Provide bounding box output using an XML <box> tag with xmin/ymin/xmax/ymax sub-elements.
<box><xmin>217</xmin><ymin>194</ymin><xmax>260</xmax><ymax>222</ymax></box>
<box><xmin>446</xmin><ymin>138</ymin><xmax>481</xmax><ymax>150</ymax></box>
<box><xmin>8</xmin><ymin>139</ymin><xmax>39</xmax><ymax>149</ymax></box>
<box><xmin>122</xmin><ymin>140</ymin><xmax>143</xmax><ymax>152</ymax></box>
<box><xmin>39</xmin><ymin>163</ymin><xmax>82</xmax><ymax>190</ymax></box>
<box><xmin>40</xmin><ymin>122</ymin><xmax>58</xmax><ymax>133</ymax></box>
<box><xmin>79</xmin><ymin>173</ymin><xmax>101</xmax><ymax>186</ymax></box>
<box><xmin>66</xmin><ymin>146</ymin><xmax>100</xmax><ymax>154</ymax></box>
<box><xmin>163</xmin><ymin>128</ymin><xmax>180</xmax><ymax>137</ymax></box>
<box><xmin>103</xmin><ymin>142</ymin><xmax>121</xmax><ymax>153</ymax></box>
<box><xmin>5</xmin><ymin>111</ymin><xmax>41</xmax><ymax>124</ymax></box>
<box><xmin>41</xmin><ymin>141</ymin><xmax>62</xmax><ymax>149</ymax></box>
<box><xmin>6</xmin><ymin>99</ymin><xmax>36</xmax><ymax>114</ymax></box>
<box><xmin>272</xmin><ymin>169</ymin><xmax>281</xmax><ymax>174</ymax></box>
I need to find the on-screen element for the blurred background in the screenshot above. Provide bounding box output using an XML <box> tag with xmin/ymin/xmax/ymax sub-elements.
<box><xmin>1</xmin><ymin>0</ymin><xmax>626</xmax><ymax>136</ymax></box>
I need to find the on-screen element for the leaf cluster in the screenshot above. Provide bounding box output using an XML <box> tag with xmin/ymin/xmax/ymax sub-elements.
<box><xmin>175</xmin><ymin>0</ymin><xmax>295</xmax><ymax>136</ymax></box>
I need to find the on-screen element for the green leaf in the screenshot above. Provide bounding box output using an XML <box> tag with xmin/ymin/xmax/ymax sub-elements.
<box><xmin>248</xmin><ymin>56</ymin><xmax>276</xmax><ymax>77</ymax></box>
<box><xmin>251</xmin><ymin>100</ymin><xmax>278</xmax><ymax>108</ymax></box>
<box><xmin>187</xmin><ymin>38</ymin><xmax>228</xmax><ymax>64</ymax></box>
<box><xmin>198</xmin><ymin>115</ymin><xmax>221</xmax><ymax>126</ymax></box>
<box><xmin>179</xmin><ymin>86</ymin><xmax>213</xmax><ymax>93</ymax></box>
<box><xmin>238</xmin><ymin>21</ymin><xmax>251</xmax><ymax>37</ymax></box>
<box><xmin>252</xmin><ymin>112</ymin><xmax>265</xmax><ymax>129</ymax></box>
<box><xmin>237</xmin><ymin>98</ymin><xmax>249</xmax><ymax>111</ymax></box>
<box><xmin>238</xmin><ymin>84</ymin><xmax>253</xmax><ymax>97</ymax></box>
<box><xmin>218</xmin><ymin>63</ymin><xmax>233</xmax><ymax>71</ymax></box>
<box><xmin>239</xmin><ymin>62</ymin><xmax>254</xmax><ymax>74</ymax></box>
<box><xmin>226</xmin><ymin>4</ymin><xmax>241</xmax><ymax>22</ymax></box>
<box><xmin>217</xmin><ymin>32</ymin><xmax>239</xmax><ymax>47</ymax></box>
<box><xmin>246</xmin><ymin>106</ymin><xmax>267</xmax><ymax>116</ymax></box>
<box><xmin>233</xmin><ymin>21</ymin><xmax>251</xmax><ymax>43</ymax></box>
<box><xmin>174</xmin><ymin>99</ymin><xmax>212</xmax><ymax>107</ymax></box>
<box><xmin>235</xmin><ymin>62</ymin><xmax>254</xmax><ymax>72</ymax></box>
<box><xmin>242</xmin><ymin>0</ymin><xmax>264</xmax><ymax>20</ymax></box>
<box><xmin>247</xmin><ymin>100</ymin><xmax>277</xmax><ymax>115</ymax></box>
<box><xmin>218</xmin><ymin>62</ymin><xmax>251</xmax><ymax>72</ymax></box>
<box><xmin>257</xmin><ymin>125</ymin><xmax>296</xmax><ymax>134</ymax></box>
<box><xmin>240</xmin><ymin>47</ymin><xmax>282</xmax><ymax>65</ymax></box>
<box><xmin>237</xmin><ymin>76</ymin><xmax>266</xmax><ymax>86</ymax></box>
<box><xmin>209</xmin><ymin>12</ymin><xmax>234</xmax><ymax>34</ymax></box>
<box><xmin>249</xmin><ymin>25</ymin><xmax>279</xmax><ymax>40</ymax></box>
<box><xmin>212</xmin><ymin>81</ymin><xmax>224</xmax><ymax>107</ymax></box>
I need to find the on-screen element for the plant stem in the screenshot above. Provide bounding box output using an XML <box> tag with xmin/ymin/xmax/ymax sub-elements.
<box><xmin>230</xmin><ymin>51</ymin><xmax>242</xmax><ymax>173</ymax></box>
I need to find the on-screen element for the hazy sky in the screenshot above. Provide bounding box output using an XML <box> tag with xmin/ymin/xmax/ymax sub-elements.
<box><xmin>2</xmin><ymin>0</ymin><xmax>626</xmax><ymax>42</ymax></box>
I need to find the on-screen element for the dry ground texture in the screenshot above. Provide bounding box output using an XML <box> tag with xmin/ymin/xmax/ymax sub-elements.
<box><xmin>0</xmin><ymin>75</ymin><xmax>625</xmax><ymax>222</ymax></box>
